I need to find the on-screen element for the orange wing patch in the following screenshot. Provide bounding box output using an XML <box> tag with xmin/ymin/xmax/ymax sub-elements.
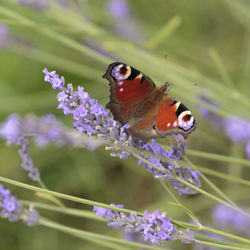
<box><xmin>155</xmin><ymin>99</ymin><xmax>179</xmax><ymax>131</ymax></box>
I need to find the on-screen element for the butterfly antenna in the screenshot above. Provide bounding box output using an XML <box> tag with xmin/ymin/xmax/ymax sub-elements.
<box><xmin>164</xmin><ymin>54</ymin><xmax>168</xmax><ymax>82</ymax></box>
<box><xmin>164</xmin><ymin>54</ymin><xmax>173</xmax><ymax>92</ymax></box>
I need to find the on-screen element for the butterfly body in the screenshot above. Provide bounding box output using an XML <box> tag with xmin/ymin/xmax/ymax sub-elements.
<box><xmin>103</xmin><ymin>62</ymin><xmax>196</xmax><ymax>141</ymax></box>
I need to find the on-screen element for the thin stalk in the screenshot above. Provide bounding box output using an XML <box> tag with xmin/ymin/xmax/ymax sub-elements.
<box><xmin>175</xmin><ymin>221</ymin><xmax>250</xmax><ymax>245</ymax></box>
<box><xmin>21</xmin><ymin>200</ymin><xmax>105</xmax><ymax>221</ymax></box>
<box><xmin>208</xmin><ymin>48</ymin><xmax>234</xmax><ymax>87</ymax></box>
<box><xmin>0</xmin><ymin>176</ymin><xmax>142</xmax><ymax>215</ymax></box>
<box><xmin>40</xmin><ymin>218</ymin><xmax>132</xmax><ymax>250</ymax></box>
<box><xmin>202</xmin><ymin>225</ymin><xmax>250</xmax><ymax>245</ymax></box>
<box><xmin>194</xmin><ymin>165</ymin><xmax>250</xmax><ymax>187</ymax></box>
<box><xmin>195</xmin><ymin>240</ymin><xmax>249</xmax><ymax>250</ymax></box>
<box><xmin>183</xmin><ymin>156</ymin><xmax>238</xmax><ymax>208</ymax></box>
<box><xmin>40</xmin><ymin>218</ymin><xmax>167</xmax><ymax>250</ymax></box>
<box><xmin>146</xmin><ymin>15</ymin><xmax>182</xmax><ymax>49</ymax></box>
<box><xmin>132</xmin><ymin>153</ymin><xmax>249</xmax><ymax>218</ymax></box>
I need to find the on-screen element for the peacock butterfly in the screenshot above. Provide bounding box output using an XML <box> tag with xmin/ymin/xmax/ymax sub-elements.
<box><xmin>103</xmin><ymin>62</ymin><xmax>196</xmax><ymax>142</ymax></box>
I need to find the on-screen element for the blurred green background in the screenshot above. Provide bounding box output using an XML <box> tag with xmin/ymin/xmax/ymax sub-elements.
<box><xmin>0</xmin><ymin>0</ymin><xmax>250</xmax><ymax>249</ymax></box>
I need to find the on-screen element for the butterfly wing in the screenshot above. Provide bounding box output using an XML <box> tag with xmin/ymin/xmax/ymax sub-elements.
<box><xmin>129</xmin><ymin>97</ymin><xmax>196</xmax><ymax>141</ymax></box>
<box><xmin>103</xmin><ymin>62</ymin><xmax>156</xmax><ymax>124</ymax></box>
<box><xmin>155</xmin><ymin>97</ymin><xmax>196</xmax><ymax>139</ymax></box>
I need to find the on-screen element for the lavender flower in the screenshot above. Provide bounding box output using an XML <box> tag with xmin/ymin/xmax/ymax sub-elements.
<box><xmin>94</xmin><ymin>204</ymin><xmax>194</xmax><ymax>244</ymax></box>
<box><xmin>18</xmin><ymin>138</ymin><xmax>40</xmax><ymax>181</ymax></box>
<box><xmin>212</xmin><ymin>204</ymin><xmax>250</xmax><ymax>235</ymax></box>
<box><xmin>0</xmin><ymin>184</ymin><xmax>39</xmax><ymax>226</ymax></box>
<box><xmin>44</xmin><ymin>68</ymin><xmax>201</xmax><ymax>195</ymax></box>
<box><xmin>0</xmin><ymin>24</ymin><xmax>9</xmax><ymax>49</ymax></box>
<box><xmin>107</xmin><ymin>0</ymin><xmax>144</xmax><ymax>41</ymax></box>
<box><xmin>223</xmin><ymin>117</ymin><xmax>250</xmax><ymax>143</ymax></box>
<box><xmin>199</xmin><ymin>95</ymin><xmax>250</xmax><ymax>159</ymax></box>
<box><xmin>0</xmin><ymin>113</ymin><xmax>101</xmax><ymax>149</ymax></box>
<box><xmin>0</xmin><ymin>113</ymin><xmax>101</xmax><ymax>182</ymax></box>
<box><xmin>199</xmin><ymin>96</ymin><xmax>223</xmax><ymax>130</ymax></box>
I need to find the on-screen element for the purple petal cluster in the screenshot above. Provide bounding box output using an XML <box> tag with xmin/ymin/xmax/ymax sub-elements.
<box><xmin>212</xmin><ymin>204</ymin><xmax>250</xmax><ymax>235</ymax></box>
<box><xmin>0</xmin><ymin>184</ymin><xmax>39</xmax><ymax>226</ymax></box>
<box><xmin>44</xmin><ymin>68</ymin><xmax>201</xmax><ymax>195</ymax></box>
<box><xmin>94</xmin><ymin>204</ymin><xmax>194</xmax><ymax>244</ymax></box>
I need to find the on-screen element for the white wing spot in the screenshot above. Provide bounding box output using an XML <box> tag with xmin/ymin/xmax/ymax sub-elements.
<box><xmin>173</xmin><ymin>121</ymin><xmax>178</xmax><ymax>127</ymax></box>
<box><xmin>118</xmin><ymin>81</ymin><xmax>124</xmax><ymax>86</ymax></box>
<box><xmin>120</xmin><ymin>88</ymin><xmax>124</xmax><ymax>92</ymax></box>
<box><xmin>167</xmin><ymin>122</ymin><xmax>171</xmax><ymax>127</ymax></box>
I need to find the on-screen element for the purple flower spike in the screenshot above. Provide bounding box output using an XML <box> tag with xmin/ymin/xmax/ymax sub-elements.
<box><xmin>0</xmin><ymin>113</ymin><xmax>102</xmax><ymax>182</ymax></box>
<box><xmin>107</xmin><ymin>0</ymin><xmax>144</xmax><ymax>41</ymax></box>
<box><xmin>224</xmin><ymin>117</ymin><xmax>250</xmax><ymax>142</ymax></box>
<box><xmin>44</xmin><ymin>68</ymin><xmax>201</xmax><ymax>195</ymax></box>
<box><xmin>94</xmin><ymin>204</ymin><xmax>194</xmax><ymax>244</ymax></box>
<box><xmin>18</xmin><ymin>138</ymin><xmax>40</xmax><ymax>182</ymax></box>
<box><xmin>212</xmin><ymin>204</ymin><xmax>250</xmax><ymax>235</ymax></box>
<box><xmin>0</xmin><ymin>24</ymin><xmax>10</xmax><ymax>49</ymax></box>
<box><xmin>43</xmin><ymin>68</ymin><xmax>65</xmax><ymax>90</ymax></box>
<box><xmin>0</xmin><ymin>184</ymin><xmax>39</xmax><ymax>226</ymax></box>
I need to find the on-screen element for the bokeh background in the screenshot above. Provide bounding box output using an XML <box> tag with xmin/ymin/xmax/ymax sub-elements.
<box><xmin>0</xmin><ymin>0</ymin><xmax>250</xmax><ymax>249</ymax></box>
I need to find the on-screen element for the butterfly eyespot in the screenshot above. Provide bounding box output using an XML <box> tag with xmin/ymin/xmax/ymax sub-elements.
<box><xmin>111</xmin><ymin>64</ymin><xmax>131</xmax><ymax>81</ymax></box>
<box><xmin>178</xmin><ymin>111</ymin><xmax>194</xmax><ymax>131</ymax></box>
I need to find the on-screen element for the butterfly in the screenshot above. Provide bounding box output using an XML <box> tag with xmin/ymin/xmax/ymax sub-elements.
<box><xmin>103</xmin><ymin>62</ymin><xmax>196</xmax><ymax>142</ymax></box>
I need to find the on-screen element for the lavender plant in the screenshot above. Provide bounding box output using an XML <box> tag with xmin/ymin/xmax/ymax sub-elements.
<box><xmin>1</xmin><ymin>1</ymin><xmax>250</xmax><ymax>249</ymax></box>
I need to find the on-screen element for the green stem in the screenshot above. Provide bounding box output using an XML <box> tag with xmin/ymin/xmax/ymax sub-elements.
<box><xmin>202</xmin><ymin>225</ymin><xmax>250</xmax><ymax>245</ymax></box>
<box><xmin>208</xmin><ymin>48</ymin><xmax>234</xmax><ymax>87</ymax></box>
<box><xmin>146</xmin><ymin>15</ymin><xmax>182</xmax><ymax>49</ymax></box>
<box><xmin>175</xmin><ymin>221</ymin><xmax>250</xmax><ymax>246</ymax></box>
<box><xmin>194</xmin><ymin>165</ymin><xmax>250</xmax><ymax>187</ymax></box>
<box><xmin>0</xmin><ymin>176</ymin><xmax>142</xmax><ymax>215</ymax></box>
<box><xmin>195</xmin><ymin>240</ymin><xmax>249</xmax><ymax>250</ymax></box>
<box><xmin>40</xmin><ymin>218</ymin><xmax>167</xmax><ymax>250</ymax></box>
<box><xmin>183</xmin><ymin>156</ymin><xmax>237</xmax><ymax>208</ymax></box>
<box><xmin>195</xmin><ymin>233</ymin><xmax>250</xmax><ymax>249</ymax></box>
<box><xmin>132</xmin><ymin>153</ymin><xmax>249</xmax><ymax>218</ymax></box>
<box><xmin>21</xmin><ymin>200</ymin><xmax>105</xmax><ymax>221</ymax></box>
<box><xmin>165</xmin><ymin>146</ymin><xmax>250</xmax><ymax>168</ymax></box>
<box><xmin>175</xmin><ymin>176</ymin><xmax>249</xmax><ymax>217</ymax></box>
